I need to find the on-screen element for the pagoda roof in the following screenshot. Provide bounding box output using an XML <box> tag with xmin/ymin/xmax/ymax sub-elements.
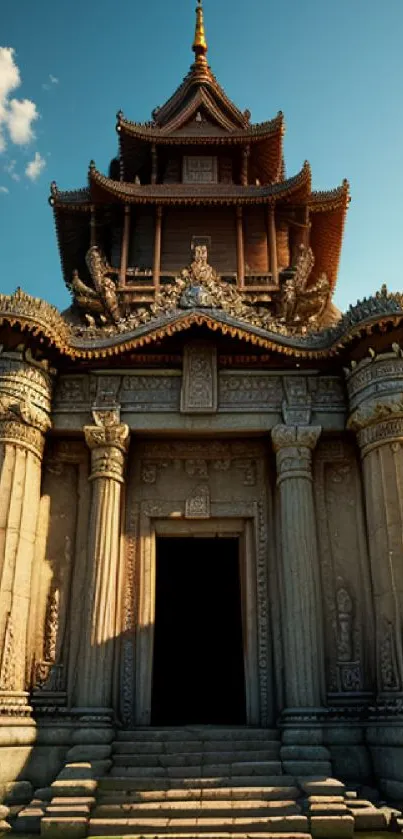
<box><xmin>117</xmin><ymin>110</ymin><xmax>284</xmax><ymax>144</ymax></box>
<box><xmin>115</xmin><ymin>5</ymin><xmax>286</xmax><ymax>182</ymax></box>
<box><xmin>50</xmin><ymin>170</ymin><xmax>348</xmax><ymax>293</ymax></box>
<box><xmin>149</xmin><ymin>1</ymin><xmax>249</xmax><ymax>134</ymax></box>
<box><xmin>118</xmin><ymin>111</ymin><xmax>284</xmax><ymax>185</ymax></box>
<box><xmin>87</xmin><ymin>160</ymin><xmax>311</xmax><ymax>206</ymax></box>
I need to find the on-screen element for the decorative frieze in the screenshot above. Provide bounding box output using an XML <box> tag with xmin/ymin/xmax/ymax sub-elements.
<box><xmin>121</xmin><ymin>374</ymin><xmax>181</xmax><ymax>412</ymax></box>
<box><xmin>219</xmin><ymin>373</ymin><xmax>282</xmax><ymax>411</ymax></box>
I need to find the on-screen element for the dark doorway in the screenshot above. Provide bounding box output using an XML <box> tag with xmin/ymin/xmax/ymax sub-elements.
<box><xmin>151</xmin><ymin>537</ymin><xmax>246</xmax><ymax>725</ymax></box>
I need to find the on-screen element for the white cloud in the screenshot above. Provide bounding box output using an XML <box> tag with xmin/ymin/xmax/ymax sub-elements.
<box><xmin>0</xmin><ymin>47</ymin><xmax>39</xmax><ymax>152</ymax></box>
<box><xmin>6</xmin><ymin>98</ymin><xmax>38</xmax><ymax>144</ymax></box>
<box><xmin>0</xmin><ymin>47</ymin><xmax>20</xmax><ymax>102</ymax></box>
<box><xmin>43</xmin><ymin>73</ymin><xmax>59</xmax><ymax>91</ymax></box>
<box><xmin>4</xmin><ymin>159</ymin><xmax>20</xmax><ymax>181</ymax></box>
<box><xmin>0</xmin><ymin>185</ymin><xmax>9</xmax><ymax>193</ymax></box>
<box><xmin>25</xmin><ymin>151</ymin><xmax>46</xmax><ymax>181</ymax></box>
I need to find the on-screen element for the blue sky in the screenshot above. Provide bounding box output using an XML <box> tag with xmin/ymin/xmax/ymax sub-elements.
<box><xmin>1</xmin><ymin>0</ymin><xmax>403</xmax><ymax>313</ymax></box>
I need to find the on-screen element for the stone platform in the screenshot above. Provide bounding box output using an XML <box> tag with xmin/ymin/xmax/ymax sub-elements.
<box><xmin>6</xmin><ymin>727</ymin><xmax>394</xmax><ymax>838</ymax></box>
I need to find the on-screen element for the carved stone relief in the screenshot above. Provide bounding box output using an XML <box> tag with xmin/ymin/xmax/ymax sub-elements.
<box><xmin>185</xmin><ymin>484</ymin><xmax>211</xmax><ymax>518</ymax></box>
<box><xmin>218</xmin><ymin>374</ymin><xmax>282</xmax><ymax>412</ymax></box>
<box><xmin>314</xmin><ymin>440</ymin><xmax>373</xmax><ymax>696</ymax></box>
<box><xmin>379</xmin><ymin>617</ymin><xmax>400</xmax><ymax>692</ymax></box>
<box><xmin>282</xmin><ymin>376</ymin><xmax>312</xmax><ymax>425</ymax></box>
<box><xmin>30</xmin><ymin>441</ymin><xmax>89</xmax><ymax>703</ymax></box>
<box><xmin>181</xmin><ymin>342</ymin><xmax>217</xmax><ymax>414</ymax></box>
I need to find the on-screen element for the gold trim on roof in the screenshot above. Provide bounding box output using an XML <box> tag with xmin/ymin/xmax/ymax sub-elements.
<box><xmin>1</xmin><ymin>286</ymin><xmax>403</xmax><ymax>362</ymax></box>
<box><xmin>193</xmin><ymin>0</ymin><xmax>208</xmax><ymax>64</ymax></box>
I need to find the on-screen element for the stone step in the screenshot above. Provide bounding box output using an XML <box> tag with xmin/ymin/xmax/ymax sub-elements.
<box><xmin>110</xmin><ymin>762</ymin><xmax>283</xmax><ymax>779</ymax></box>
<box><xmin>283</xmin><ymin>762</ymin><xmax>332</xmax><ymax>778</ymax></box>
<box><xmin>89</xmin><ymin>815</ymin><xmax>308</xmax><ymax>834</ymax></box>
<box><xmin>298</xmin><ymin>778</ymin><xmax>345</xmax><ymax>797</ymax></box>
<box><xmin>113</xmin><ymin>741</ymin><xmax>280</xmax><ymax>755</ymax></box>
<box><xmin>99</xmin><ymin>776</ymin><xmax>296</xmax><ymax>792</ymax></box>
<box><xmin>92</xmin><ymin>800</ymin><xmax>301</xmax><ymax>819</ymax></box>
<box><xmin>112</xmin><ymin>750</ymin><xmax>280</xmax><ymax>767</ymax></box>
<box><xmin>116</xmin><ymin>729</ymin><xmax>280</xmax><ymax>742</ymax></box>
<box><xmin>347</xmin><ymin>804</ymin><xmax>388</xmax><ymax>830</ymax></box>
<box><xmin>96</xmin><ymin>785</ymin><xmax>300</xmax><ymax>803</ymax></box>
<box><xmin>88</xmin><ymin>833</ymin><xmax>310</xmax><ymax>839</ymax></box>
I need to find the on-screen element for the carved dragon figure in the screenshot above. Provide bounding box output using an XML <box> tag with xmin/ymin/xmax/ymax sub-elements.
<box><xmin>72</xmin><ymin>246</ymin><xmax>121</xmax><ymax>324</ymax></box>
<box><xmin>278</xmin><ymin>245</ymin><xmax>331</xmax><ymax>325</ymax></box>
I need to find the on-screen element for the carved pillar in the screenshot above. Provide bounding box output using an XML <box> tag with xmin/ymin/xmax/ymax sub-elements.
<box><xmin>347</xmin><ymin>352</ymin><xmax>403</xmax><ymax>697</ymax></box>
<box><xmin>151</xmin><ymin>143</ymin><xmax>158</xmax><ymax>185</ymax></box>
<box><xmin>119</xmin><ymin>204</ymin><xmax>130</xmax><ymax>288</ymax></box>
<box><xmin>241</xmin><ymin>144</ymin><xmax>250</xmax><ymax>186</ymax></box>
<box><xmin>236</xmin><ymin>206</ymin><xmax>245</xmax><ymax>288</ymax></box>
<box><xmin>268</xmin><ymin>206</ymin><xmax>278</xmax><ymax>284</ymax></box>
<box><xmin>272</xmin><ymin>424</ymin><xmax>324</xmax><ymax>708</ymax></box>
<box><xmin>0</xmin><ymin>350</ymin><xmax>53</xmax><ymax>712</ymax></box>
<box><xmin>90</xmin><ymin>205</ymin><xmax>96</xmax><ymax>247</ymax></box>
<box><xmin>77</xmin><ymin>409</ymin><xmax>129</xmax><ymax>709</ymax></box>
<box><xmin>153</xmin><ymin>206</ymin><xmax>162</xmax><ymax>290</ymax></box>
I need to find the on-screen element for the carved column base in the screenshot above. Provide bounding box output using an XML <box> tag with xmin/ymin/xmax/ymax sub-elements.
<box><xmin>0</xmin><ymin>690</ymin><xmax>32</xmax><ymax>717</ymax></box>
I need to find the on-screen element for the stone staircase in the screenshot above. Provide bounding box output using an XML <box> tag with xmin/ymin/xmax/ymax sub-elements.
<box><xmin>12</xmin><ymin>726</ymin><xmax>394</xmax><ymax>837</ymax></box>
<box><xmin>90</xmin><ymin>727</ymin><xmax>309</xmax><ymax>838</ymax></box>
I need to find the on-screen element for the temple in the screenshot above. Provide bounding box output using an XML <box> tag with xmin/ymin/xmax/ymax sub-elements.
<box><xmin>1</xmin><ymin>2</ymin><xmax>403</xmax><ymax>836</ymax></box>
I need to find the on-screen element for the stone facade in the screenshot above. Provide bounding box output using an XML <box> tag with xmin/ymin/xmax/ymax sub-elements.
<box><xmin>2</xmin><ymin>5</ymin><xmax>403</xmax><ymax>833</ymax></box>
<box><xmin>1</xmin><ymin>343</ymin><xmax>403</xmax><ymax>809</ymax></box>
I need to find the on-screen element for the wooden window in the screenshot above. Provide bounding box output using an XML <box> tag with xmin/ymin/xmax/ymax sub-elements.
<box><xmin>182</xmin><ymin>155</ymin><xmax>218</xmax><ymax>184</ymax></box>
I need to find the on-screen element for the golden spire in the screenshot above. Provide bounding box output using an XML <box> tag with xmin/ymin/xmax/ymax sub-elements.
<box><xmin>192</xmin><ymin>0</ymin><xmax>208</xmax><ymax>64</ymax></box>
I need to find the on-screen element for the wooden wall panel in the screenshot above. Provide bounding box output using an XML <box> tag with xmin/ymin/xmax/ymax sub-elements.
<box><xmin>244</xmin><ymin>207</ymin><xmax>268</xmax><ymax>273</ymax></box>
<box><xmin>161</xmin><ymin>207</ymin><xmax>237</xmax><ymax>273</ymax></box>
<box><xmin>129</xmin><ymin>208</ymin><xmax>154</xmax><ymax>269</ymax></box>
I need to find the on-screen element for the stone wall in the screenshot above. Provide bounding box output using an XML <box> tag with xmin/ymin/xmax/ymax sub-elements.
<box><xmin>3</xmin><ymin>342</ymin><xmax>403</xmax><ymax>795</ymax></box>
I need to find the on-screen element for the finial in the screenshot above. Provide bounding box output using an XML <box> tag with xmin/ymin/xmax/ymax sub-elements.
<box><xmin>192</xmin><ymin>0</ymin><xmax>208</xmax><ymax>64</ymax></box>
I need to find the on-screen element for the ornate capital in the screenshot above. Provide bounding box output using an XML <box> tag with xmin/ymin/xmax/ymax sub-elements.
<box><xmin>0</xmin><ymin>419</ymin><xmax>44</xmax><ymax>459</ymax></box>
<box><xmin>0</xmin><ymin>350</ymin><xmax>53</xmax><ymax>457</ymax></box>
<box><xmin>357</xmin><ymin>417</ymin><xmax>403</xmax><ymax>456</ymax></box>
<box><xmin>84</xmin><ymin>413</ymin><xmax>129</xmax><ymax>482</ymax></box>
<box><xmin>272</xmin><ymin>424</ymin><xmax>321</xmax><ymax>483</ymax></box>
<box><xmin>345</xmin><ymin>351</ymin><xmax>403</xmax><ymax>453</ymax></box>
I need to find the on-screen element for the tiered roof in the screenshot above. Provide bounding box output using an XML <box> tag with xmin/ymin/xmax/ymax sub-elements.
<box><xmin>50</xmin><ymin>0</ymin><xmax>350</xmax><ymax>296</ymax></box>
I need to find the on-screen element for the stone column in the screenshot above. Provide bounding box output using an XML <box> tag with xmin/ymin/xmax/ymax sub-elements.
<box><xmin>346</xmin><ymin>352</ymin><xmax>403</xmax><ymax>697</ymax></box>
<box><xmin>272</xmin><ymin>424</ymin><xmax>324</xmax><ymax>708</ymax></box>
<box><xmin>77</xmin><ymin>409</ymin><xmax>129</xmax><ymax>709</ymax></box>
<box><xmin>0</xmin><ymin>350</ymin><xmax>53</xmax><ymax>713</ymax></box>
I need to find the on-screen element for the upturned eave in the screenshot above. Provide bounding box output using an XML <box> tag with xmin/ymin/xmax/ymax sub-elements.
<box><xmin>87</xmin><ymin>161</ymin><xmax>311</xmax><ymax>206</ymax></box>
<box><xmin>1</xmin><ymin>287</ymin><xmax>403</xmax><ymax>362</ymax></box>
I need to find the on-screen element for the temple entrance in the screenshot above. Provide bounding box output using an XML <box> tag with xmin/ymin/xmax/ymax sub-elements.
<box><xmin>151</xmin><ymin>537</ymin><xmax>246</xmax><ymax>725</ymax></box>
